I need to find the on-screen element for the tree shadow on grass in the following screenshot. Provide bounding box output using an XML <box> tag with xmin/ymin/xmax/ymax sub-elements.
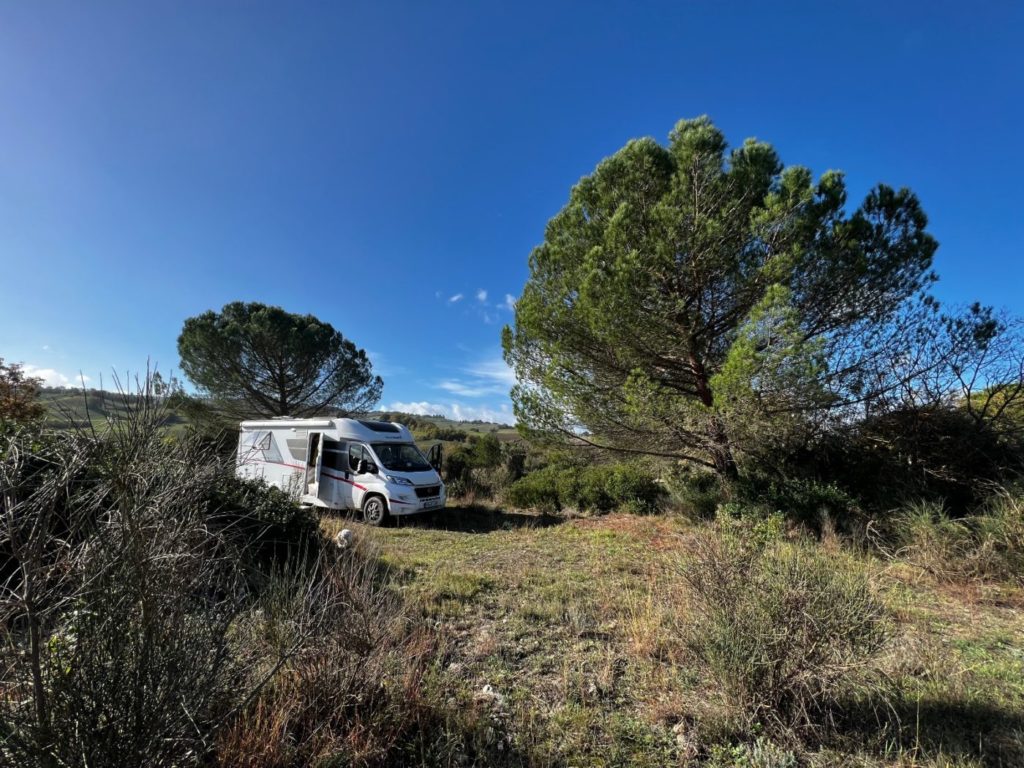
<box><xmin>393</xmin><ymin>503</ymin><xmax>564</xmax><ymax>533</ymax></box>
<box><xmin>834</xmin><ymin>695</ymin><xmax>1024</xmax><ymax>767</ymax></box>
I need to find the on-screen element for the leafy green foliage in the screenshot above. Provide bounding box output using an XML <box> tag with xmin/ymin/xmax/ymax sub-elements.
<box><xmin>0</xmin><ymin>358</ymin><xmax>46</xmax><ymax>425</ymax></box>
<box><xmin>178</xmin><ymin>301</ymin><xmax>382</xmax><ymax>418</ymax></box>
<box><xmin>208</xmin><ymin>475</ymin><xmax>321</xmax><ymax>570</ymax></box>
<box><xmin>468</xmin><ymin>432</ymin><xmax>503</xmax><ymax>468</ymax></box>
<box><xmin>663</xmin><ymin>468</ymin><xmax>726</xmax><ymax>519</ymax></box>
<box><xmin>731</xmin><ymin>472</ymin><xmax>860</xmax><ymax>532</ymax></box>
<box><xmin>812</xmin><ymin>404</ymin><xmax>1024</xmax><ymax>515</ymax></box>
<box><xmin>505</xmin><ymin>461</ymin><xmax>663</xmax><ymax>515</ymax></box>
<box><xmin>504</xmin><ymin>465</ymin><xmax>564</xmax><ymax>513</ymax></box>
<box><xmin>442</xmin><ymin>434</ymin><xmax>527</xmax><ymax>501</ymax></box>
<box><xmin>504</xmin><ymin>115</ymin><xmax>943</xmax><ymax>478</ymax></box>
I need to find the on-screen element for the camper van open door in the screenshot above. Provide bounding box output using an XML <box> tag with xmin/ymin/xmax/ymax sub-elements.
<box><xmin>427</xmin><ymin>443</ymin><xmax>442</xmax><ymax>471</ymax></box>
<box><xmin>305</xmin><ymin>432</ymin><xmax>324</xmax><ymax>499</ymax></box>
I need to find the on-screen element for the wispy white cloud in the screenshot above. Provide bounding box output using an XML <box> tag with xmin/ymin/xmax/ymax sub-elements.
<box><xmin>503</xmin><ymin>294</ymin><xmax>516</xmax><ymax>311</ymax></box>
<box><xmin>448</xmin><ymin>293</ymin><xmax>464</xmax><ymax>303</ymax></box>
<box><xmin>476</xmin><ymin>289</ymin><xmax>488</xmax><ymax>303</ymax></box>
<box><xmin>22</xmin><ymin>365</ymin><xmax>91</xmax><ymax>388</ymax></box>
<box><xmin>387</xmin><ymin>400</ymin><xmax>513</xmax><ymax>424</ymax></box>
<box><xmin>41</xmin><ymin>344</ymin><xmax>50</xmax><ymax>351</ymax></box>
<box><xmin>437</xmin><ymin>379</ymin><xmax>505</xmax><ymax>398</ymax></box>
<box><xmin>464</xmin><ymin>358</ymin><xmax>516</xmax><ymax>387</ymax></box>
<box><xmin>425</xmin><ymin>357</ymin><xmax>516</xmax><ymax>401</ymax></box>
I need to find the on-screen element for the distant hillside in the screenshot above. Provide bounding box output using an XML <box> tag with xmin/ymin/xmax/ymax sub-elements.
<box><xmin>36</xmin><ymin>390</ymin><xmax>516</xmax><ymax>439</ymax></box>
<box><xmin>37</xmin><ymin>387</ymin><xmax>190</xmax><ymax>431</ymax></box>
<box><xmin>372</xmin><ymin>411</ymin><xmax>519</xmax><ymax>442</ymax></box>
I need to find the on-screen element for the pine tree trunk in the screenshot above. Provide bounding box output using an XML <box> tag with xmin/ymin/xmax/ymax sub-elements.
<box><xmin>689</xmin><ymin>352</ymin><xmax>739</xmax><ymax>481</ymax></box>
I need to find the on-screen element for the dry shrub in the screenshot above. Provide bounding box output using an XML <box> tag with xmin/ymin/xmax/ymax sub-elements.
<box><xmin>887</xmin><ymin>495</ymin><xmax>1024</xmax><ymax>584</ymax></box>
<box><xmin>1</xmin><ymin>379</ymin><xmax>504</xmax><ymax>768</ymax></box>
<box><xmin>681</xmin><ymin>518</ymin><xmax>891</xmax><ymax>740</ymax></box>
<box><xmin>215</xmin><ymin>542</ymin><xmax>487</xmax><ymax>768</ymax></box>
<box><xmin>0</xmin><ymin>382</ymin><xmax>249</xmax><ymax>767</ymax></box>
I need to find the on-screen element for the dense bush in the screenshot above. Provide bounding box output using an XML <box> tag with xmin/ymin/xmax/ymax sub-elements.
<box><xmin>209</xmin><ymin>475</ymin><xmax>320</xmax><ymax>569</ymax></box>
<box><xmin>411</xmin><ymin>421</ymin><xmax>469</xmax><ymax>443</ymax></box>
<box><xmin>505</xmin><ymin>465</ymin><xmax>564</xmax><ymax>513</ymax></box>
<box><xmin>469</xmin><ymin>432</ymin><xmax>503</xmax><ymax>468</ymax></box>
<box><xmin>435</xmin><ymin>426</ymin><xmax>470</xmax><ymax>442</ymax></box>
<box><xmin>682</xmin><ymin>518</ymin><xmax>891</xmax><ymax>737</ymax></box>
<box><xmin>0</xmin><ymin>396</ymin><xmax>247</xmax><ymax>766</ymax></box>
<box><xmin>732</xmin><ymin>472</ymin><xmax>860</xmax><ymax>533</ymax></box>
<box><xmin>505</xmin><ymin>461</ymin><xmax>663</xmax><ymax>515</ymax></box>
<box><xmin>443</xmin><ymin>434</ymin><xmax>527</xmax><ymax>500</ymax></box>
<box><xmin>807</xmin><ymin>405</ymin><xmax>1024</xmax><ymax>517</ymax></box>
<box><xmin>663</xmin><ymin>468</ymin><xmax>726</xmax><ymax>519</ymax></box>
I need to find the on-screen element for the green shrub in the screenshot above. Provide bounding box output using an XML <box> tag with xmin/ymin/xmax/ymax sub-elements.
<box><xmin>442</xmin><ymin>444</ymin><xmax>473</xmax><ymax>486</ymax></box>
<box><xmin>604</xmin><ymin>463</ymin><xmax>664</xmax><ymax>514</ymax></box>
<box><xmin>559</xmin><ymin>465</ymin><xmax>614</xmax><ymax>512</ymax></box>
<box><xmin>436</xmin><ymin>427</ymin><xmax>468</xmax><ymax>441</ymax></box>
<box><xmin>505</xmin><ymin>465</ymin><xmax>562</xmax><ymax>513</ymax></box>
<box><xmin>682</xmin><ymin>520</ymin><xmax>891</xmax><ymax>737</ymax></box>
<box><xmin>809</xmin><ymin>405</ymin><xmax>1024</xmax><ymax>516</ymax></box>
<box><xmin>442</xmin><ymin>435</ymin><xmax>515</xmax><ymax>499</ymax></box>
<box><xmin>735</xmin><ymin>472</ymin><xmax>859</xmax><ymax>532</ymax></box>
<box><xmin>209</xmin><ymin>475</ymin><xmax>320</xmax><ymax>569</ymax></box>
<box><xmin>469</xmin><ymin>432</ymin><xmax>503</xmax><ymax>469</ymax></box>
<box><xmin>664</xmin><ymin>468</ymin><xmax>725</xmax><ymax>519</ymax></box>
<box><xmin>505</xmin><ymin>461</ymin><xmax>663</xmax><ymax>514</ymax></box>
<box><xmin>0</xmin><ymin>390</ymin><xmax>251</xmax><ymax>767</ymax></box>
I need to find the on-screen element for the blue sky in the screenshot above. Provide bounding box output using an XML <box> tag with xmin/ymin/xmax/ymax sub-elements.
<box><xmin>1</xmin><ymin>2</ymin><xmax>1022</xmax><ymax>423</ymax></box>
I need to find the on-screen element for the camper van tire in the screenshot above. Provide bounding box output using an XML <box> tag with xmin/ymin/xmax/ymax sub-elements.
<box><xmin>362</xmin><ymin>495</ymin><xmax>388</xmax><ymax>526</ymax></box>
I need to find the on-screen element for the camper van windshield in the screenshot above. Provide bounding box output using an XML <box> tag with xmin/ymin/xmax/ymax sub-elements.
<box><xmin>371</xmin><ymin>443</ymin><xmax>432</xmax><ymax>472</ymax></box>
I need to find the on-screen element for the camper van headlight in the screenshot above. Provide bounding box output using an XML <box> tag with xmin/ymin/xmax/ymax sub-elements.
<box><xmin>385</xmin><ymin>474</ymin><xmax>413</xmax><ymax>486</ymax></box>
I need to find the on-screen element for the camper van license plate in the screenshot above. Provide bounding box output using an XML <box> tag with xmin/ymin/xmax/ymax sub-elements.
<box><xmin>423</xmin><ymin>498</ymin><xmax>442</xmax><ymax>509</ymax></box>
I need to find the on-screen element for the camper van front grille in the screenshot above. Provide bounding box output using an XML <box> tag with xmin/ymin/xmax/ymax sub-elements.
<box><xmin>414</xmin><ymin>485</ymin><xmax>441</xmax><ymax>499</ymax></box>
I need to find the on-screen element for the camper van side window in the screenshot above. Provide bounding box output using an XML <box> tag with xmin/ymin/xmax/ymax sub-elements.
<box><xmin>349</xmin><ymin>444</ymin><xmax>366</xmax><ymax>472</ymax></box>
<box><xmin>256</xmin><ymin>432</ymin><xmax>272</xmax><ymax>451</ymax></box>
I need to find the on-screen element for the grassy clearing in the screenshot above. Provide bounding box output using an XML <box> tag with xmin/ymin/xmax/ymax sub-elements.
<box><xmin>323</xmin><ymin>504</ymin><xmax>1024</xmax><ymax>767</ymax></box>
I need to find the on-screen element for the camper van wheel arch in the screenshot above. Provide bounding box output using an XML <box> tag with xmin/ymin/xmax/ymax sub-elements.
<box><xmin>362</xmin><ymin>494</ymin><xmax>388</xmax><ymax>526</ymax></box>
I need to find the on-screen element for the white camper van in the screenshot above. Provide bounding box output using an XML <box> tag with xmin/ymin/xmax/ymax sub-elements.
<box><xmin>236</xmin><ymin>417</ymin><xmax>445</xmax><ymax>525</ymax></box>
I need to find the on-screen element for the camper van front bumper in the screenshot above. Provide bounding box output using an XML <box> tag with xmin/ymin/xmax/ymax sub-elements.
<box><xmin>387</xmin><ymin>488</ymin><xmax>446</xmax><ymax>515</ymax></box>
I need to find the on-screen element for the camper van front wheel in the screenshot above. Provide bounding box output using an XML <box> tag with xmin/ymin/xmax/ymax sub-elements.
<box><xmin>362</xmin><ymin>495</ymin><xmax>388</xmax><ymax>526</ymax></box>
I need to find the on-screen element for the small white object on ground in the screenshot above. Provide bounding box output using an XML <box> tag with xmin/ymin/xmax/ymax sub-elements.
<box><xmin>474</xmin><ymin>684</ymin><xmax>505</xmax><ymax>708</ymax></box>
<box><xmin>334</xmin><ymin>528</ymin><xmax>353</xmax><ymax>548</ymax></box>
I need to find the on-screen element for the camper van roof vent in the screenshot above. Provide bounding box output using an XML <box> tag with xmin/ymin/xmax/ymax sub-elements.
<box><xmin>358</xmin><ymin>420</ymin><xmax>401</xmax><ymax>433</ymax></box>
